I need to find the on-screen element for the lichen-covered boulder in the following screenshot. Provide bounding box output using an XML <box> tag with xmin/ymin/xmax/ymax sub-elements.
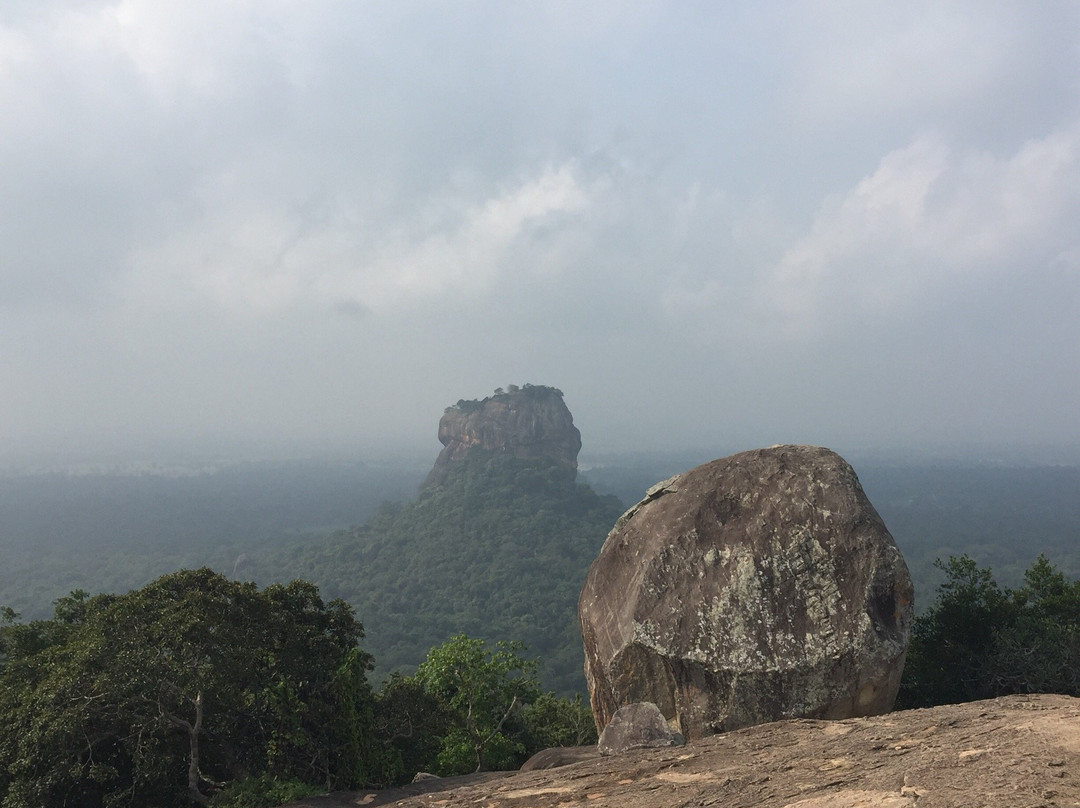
<box><xmin>578</xmin><ymin>445</ymin><xmax>913</xmax><ymax>739</ymax></box>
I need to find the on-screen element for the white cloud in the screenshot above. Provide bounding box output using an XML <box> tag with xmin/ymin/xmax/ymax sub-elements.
<box><xmin>11</xmin><ymin>0</ymin><xmax>284</xmax><ymax>100</ymax></box>
<box><xmin>790</xmin><ymin>3</ymin><xmax>1011</xmax><ymax>119</ymax></box>
<box><xmin>361</xmin><ymin>163</ymin><xmax>590</xmax><ymax>303</ymax></box>
<box><xmin>124</xmin><ymin>162</ymin><xmax>592</xmax><ymax>316</ymax></box>
<box><xmin>761</xmin><ymin>123</ymin><xmax>1080</xmax><ymax>336</ymax></box>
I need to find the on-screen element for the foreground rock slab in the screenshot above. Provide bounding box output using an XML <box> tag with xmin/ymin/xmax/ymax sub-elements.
<box><xmin>282</xmin><ymin>695</ymin><xmax>1080</xmax><ymax>808</ymax></box>
<box><xmin>580</xmin><ymin>445</ymin><xmax>914</xmax><ymax>738</ymax></box>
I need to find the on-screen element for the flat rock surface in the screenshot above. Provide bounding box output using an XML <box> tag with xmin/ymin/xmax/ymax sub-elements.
<box><xmin>282</xmin><ymin>694</ymin><xmax>1080</xmax><ymax>807</ymax></box>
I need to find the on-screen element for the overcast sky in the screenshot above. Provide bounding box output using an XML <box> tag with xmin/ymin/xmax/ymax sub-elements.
<box><xmin>2</xmin><ymin>1</ymin><xmax>1078</xmax><ymax>466</ymax></box>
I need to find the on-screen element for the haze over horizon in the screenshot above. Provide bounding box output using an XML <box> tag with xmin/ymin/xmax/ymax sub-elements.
<box><xmin>3</xmin><ymin>2</ymin><xmax>1079</xmax><ymax>468</ymax></box>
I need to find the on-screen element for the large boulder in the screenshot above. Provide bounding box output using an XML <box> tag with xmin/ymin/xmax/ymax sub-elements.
<box><xmin>578</xmin><ymin>445</ymin><xmax>913</xmax><ymax>740</ymax></box>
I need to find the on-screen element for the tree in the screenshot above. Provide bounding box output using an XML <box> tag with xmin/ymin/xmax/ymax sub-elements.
<box><xmin>898</xmin><ymin>555</ymin><xmax>1010</xmax><ymax>708</ymax></box>
<box><xmin>0</xmin><ymin>569</ymin><xmax>385</xmax><ymax>807</ymax></box>
<box><xmin>373</xmin><ymin>673</ymin><xmax>454</xmax><ymax>782</ymax></box>
<box><xmin>414</xmin><ymin>635</ymin><xmax>540</xmax><ymax>774</ymax></box>
<box><xmin>981</xmin><ymin>556</ymin><xmax>1080</xmax><ymax>696</ymax></box>
<box><xmin>898</xmin><ymin>554</ymin><xmax>1080</xmax><ymax>709</ymax></box>
<box><xmin>518</xmin><ymin>692</ymin><xmax>597</xmax><ymax>750</ymax></box>
<box><xmin>374</xmin><ymin>653</ymin><xmax>596</xmax><ymax>783</ymax></box>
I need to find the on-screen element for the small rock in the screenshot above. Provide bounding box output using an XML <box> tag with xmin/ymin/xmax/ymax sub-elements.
<box><xmin>597</xmin><ymin>702</ymin><xmax>686</xmax><ymax>755</ymax></box>
<box><xmin>520</xmin><ymin>746</ymin><xmax>601</xmax><ymax>771</ymax></box>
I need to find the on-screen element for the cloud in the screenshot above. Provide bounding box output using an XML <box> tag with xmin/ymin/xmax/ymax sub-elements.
<box><xmin>123</xmin><ymin>162</ymin><xmax>592</xmax><ymax>317</ymax></box>
<box><xmin>2</xmin><ymin>2</ymin><xmax>1079</xmax><ymax>460</ymax></box>
<box><xmin>760</xmin><ymin>124</ymin><xmax>1080</xmax><ymax>336</ymax></box>
<box><xmin>788</xmin><ymin>2</ymin><xmax>1014</xmax><ymax>122</ymax></box>
<box><xmin>351</xmin><ymin>163</ymin><xmax>591</xmax><ymax>306</ymax></box>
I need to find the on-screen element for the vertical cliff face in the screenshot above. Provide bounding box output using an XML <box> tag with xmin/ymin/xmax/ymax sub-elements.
<box><xmin>423</xmin><ymin>385</ymin><xmax>582</xmax><ymax>488</ymax></box>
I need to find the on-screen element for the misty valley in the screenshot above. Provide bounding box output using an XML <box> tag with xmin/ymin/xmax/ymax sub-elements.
<box><xmin>2</xmin><ymin>451</ymin><xmax>1078</xmax><ymax>627</ymax></box>
<box><xmin>2</xmin><ymin>390</ymin><xmax>1079</xmax><ymax>806</ymax></box>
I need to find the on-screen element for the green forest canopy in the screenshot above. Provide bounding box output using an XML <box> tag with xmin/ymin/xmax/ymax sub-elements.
<box><xmin>0</xmin><ymin>570</ymin><xmax>594</xmax><ymax>807</ymax></box>
<box><xmin>897</xmin><ymin>554</ymin><xmax>1080</xmax><ymax>709</ymax></box>
<box><xmin>246</xmin><ymin>449</ymin><xmax>624</xmax><ymax>694</ymax></box>
<box><xmin>3</xmin><ymin>552</ymin><xmax>1080</xmax><ymax>806</ymax></box>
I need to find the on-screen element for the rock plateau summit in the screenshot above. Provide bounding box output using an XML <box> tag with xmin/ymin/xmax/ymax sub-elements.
<box><xmin>423</xmin><ymin>385</ymin><xmax>582</xmax><ymax>488</ymax></box>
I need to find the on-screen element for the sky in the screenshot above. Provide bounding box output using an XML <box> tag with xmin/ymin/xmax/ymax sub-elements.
<box><xmin>2</xmin><ymin>1</ymin><xmax>1079</xmax><ymax>467</ymax></box>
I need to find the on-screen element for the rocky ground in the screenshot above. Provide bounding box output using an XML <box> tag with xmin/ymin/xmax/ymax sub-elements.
<box><xmin>283</xmin><ymin>694</ymin><xmax>1080</xmax><ymax>808</ymax></box>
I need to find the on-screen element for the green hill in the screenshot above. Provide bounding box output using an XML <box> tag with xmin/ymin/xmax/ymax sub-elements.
<box><xmin>247</xmin><ymin>449</ymin><xmax>625</xmax><ymax>694</ymax></box>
